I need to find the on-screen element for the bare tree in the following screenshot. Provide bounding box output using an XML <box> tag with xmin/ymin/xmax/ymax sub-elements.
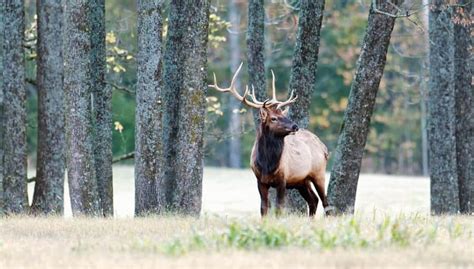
<box><xmin>31</xmin><ymin>0</ymin><xmax>65</xmax><ymax>215</ymax></box>
<box><xmin>161</xmin><ymin>0</ymin><xmax>210</xmax><ymax>215</ymax></box>
<box><xmin>453</xmin><ymin>0</ymin><xmax>473</xmax><ymax>214</ymax></box>
<box><xmin>327</xmin><ymin>1</ymin><xmax>403</xmax><ymax>214</ymax></box>
<box><xmin>286</xmin><ymin>0</ymin><xmax>325</xmax><ymax>213</ymax></box>
<box><xmin>428</xmin><ymin>0</ymin><xmax>460</xmax><ymax>215</ymax></box>
<box><xmin>1</xmin><ymin>0</ymin><xmax>28</xmax><ymax>214</ymax></box>
<box><xmin>64</xmin><ymin>0</ymin><xmax>100</xmax><ymax>216</ymax></box>
<box><xmin>247</xmin><ymin>0</ymin><xmax>266</xmax><ymax>126</ymax></box>
<box><xmin>135</xmin><ymin>0</ymin><xmax>163</xmax><ymax>216</ymax></box>
<box><xmin>91</xmin><ymin>0</ymin><xmax>113</xmax><ymax>216</ymax></box>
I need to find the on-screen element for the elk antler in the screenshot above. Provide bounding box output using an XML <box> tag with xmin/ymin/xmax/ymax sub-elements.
<box><xmin>208</xmin><ymin>63</ymin><xmax>298</xmax><ymax>110</ymax></box>
<box><xmin>208</xmin><ymin>62</ymin><xmax>263</xmax><ymax>109</ymax></box>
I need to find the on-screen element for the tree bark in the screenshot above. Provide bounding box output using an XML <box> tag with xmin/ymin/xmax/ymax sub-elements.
<box><xmin>64</xmin><ymin>0</ymin><xmax>100</xmax><ymax>216</ymax></box>
<box><xmin>227</xmin><ymin>0</ymin><xmax>242</xmax><ymax>168</ymax></box>
<box><xmin>135</xmin><ymin>0</ymin><xmax>163</xmax><ymax>216</ymax></box>
<box><xmin>428</xmin><ymin>1</ymin><xmax>460</xmax><ymax>215</ymax></box>
<box><xmin>31</xmin><ymin>0</ymin><xmax>65</xmax><ymax>215</ymax></box>
<box><xmin>90</xmin><ymin>0</ymin><xmax>113</xmax><ymax>217</ymax></box>
<box><xmin>161</xmin><ymin>0</ymin><xmax>210</xmax><ymax>215</ymax></box>
<box><xmin>1</xmin><ymin>0</ymin><xmax>28</xmax><ymax>214</ymax></box>
<box><xmin>0</xmin><ymin>3</ymin><xmax>4</xmax><ymax>215</ymax></box>
<box><xmin>327</xmin><ymin>1</ymin><xmax>402</xmax><ymax>214</ymax></box>
<box><xmin>453</xmin><ymin>1</ymin><xmax>473</xmax><ymax>214</ymax></box>
<box><xmin>286</xmin><ymin>0</ymin><xmax>325</xmax><ymax>213</ymax></box>
<box><xmin>247</xmin><ymin>0</ymin><xmax>266</xmax><ymax>127</ymax></box>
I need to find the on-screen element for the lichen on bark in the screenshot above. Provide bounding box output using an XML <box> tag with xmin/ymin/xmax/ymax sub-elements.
<box><xmin>161</xmin><ymin>0</ymin><xmax>210</xmax><ymax>215</ymax></box>
<box><xmin>1</xmin><ymin>0</ymin><xmax>28</xmax><ymax>214</ymax></box>
<box><xmin>135</xmin><ymin>0</ymin><xmax>163</xmax><ymax>216</ymax></box>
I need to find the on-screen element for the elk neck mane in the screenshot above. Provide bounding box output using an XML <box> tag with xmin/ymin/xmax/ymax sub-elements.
<box><xmin>254</xmin><ymin>123</ymin><xmax>285</xmax><ymax>176</ymax></box>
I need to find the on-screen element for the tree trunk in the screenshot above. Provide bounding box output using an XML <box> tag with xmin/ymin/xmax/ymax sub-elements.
<box><xmin>327</xmin><ymin>1</ymin><xmax>402</xmax><ymax>214</ymax></box>
<box><xmin>31</xmin><ymin>0</ymin><xmax>65</xmax><ymax>215</ymax></box>
<box><xmin>286</xmin><ymin>0</ymin><xmax>325</xmax><ymax>213</ymax></box>
<box><xmin>1</xmin><ymin>0</ymin><xmax>28</xmax><ymax>214</ymax></box>
<box><xmin>227</xmin><ymin>0</ymin><xmax>242</xmax><ymax>168</ymax></box>
<box><xmin>247</xmin><ymin>0</ymin><xmax>266</xmax><ymax>127</ymax></box>
<box><xmin>135</xmin><ymin>0</ymin><xmax>163</xmax><ymax>216</ymax></box>
<box><xmin>161</xmin><ymin>0</ymin><xmax>210</xmax><ymax>215</ymax></box>
<box><xmin>90</xmin><ymin>0</ymin><xmax>113</xmax><ymax>217</ymax></box>
<box><xmin>453</xmin><ymin>1</ymin><xmax>473</xmax><ymax>214</ymax></box>
<box><xmin>0</xmin><ymin>3</ymin><xmax>4</xmax><ymax>215</ymax></box>
<box><xmin>428</xmin><ymin>1</ymin><xmax>460</xmax><ymax>215</ymax></box>
<box><xmin>64</xmin><ymin>0</ymin><xmax>100</xmax><ymax>216</ymax></box>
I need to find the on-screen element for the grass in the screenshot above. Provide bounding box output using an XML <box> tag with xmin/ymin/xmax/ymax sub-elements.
<box><xmin>4</xmin><ymin>166</ymin><xmax>469</xmax><ymax>268</ymax></box>
<box><xmin>1</xmin><ymin>213</ymin><xmax>473</xmax><ymax>268</ymax></box>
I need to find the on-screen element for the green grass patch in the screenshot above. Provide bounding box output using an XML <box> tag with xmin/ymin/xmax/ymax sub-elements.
<box><xmin>161</xmin><ymin>214</ymin><xmax>473</xmax><ymax>255</ymax></box>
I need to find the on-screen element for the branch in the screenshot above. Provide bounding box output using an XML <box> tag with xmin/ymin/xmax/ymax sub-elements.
<box><xmin>108</xmin><ymin>81</ymin><xmax>135</xmax><ymax>94</ymax></box>
<box><xmin>372</xmin><ymin>0</ymin><xmax>419</xmax><ymax>18</ymax></box>
<box><xmin>113</xmin><ymin>152</ymin><xmax>135</xmax><ymax>163</ymax></box>
<box><xmin>28</xmin><ymin>152</ymin><xmax>135</xmax><ymax>183</ymax></box>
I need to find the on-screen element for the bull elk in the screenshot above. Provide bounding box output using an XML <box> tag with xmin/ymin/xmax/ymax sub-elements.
<box><xmin>209</xmin><ymin>63</ymin><xmax>331</xmax><ymax>217</ymax></box>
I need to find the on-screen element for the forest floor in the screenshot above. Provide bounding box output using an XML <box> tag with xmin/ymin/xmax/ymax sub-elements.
<box><xmin>0</xmin><ymin>166</ymin><xmax>472</xmax><ymax>268</ymax></box>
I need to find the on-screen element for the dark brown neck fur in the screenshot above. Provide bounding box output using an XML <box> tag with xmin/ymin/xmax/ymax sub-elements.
<box><xmin>255</xmin><ymin>124</ymin><xmax>285</xmax><ymax>176</ymax></box>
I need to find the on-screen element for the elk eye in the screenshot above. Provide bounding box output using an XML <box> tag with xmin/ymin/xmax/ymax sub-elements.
<box><xmin>271</xmin><ymin>117</ymin><xmax>277</xmax><ymax>122</ymax></box>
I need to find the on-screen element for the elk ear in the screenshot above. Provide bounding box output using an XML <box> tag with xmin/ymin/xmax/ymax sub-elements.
<box><xmin>259</xmin><ymin>107</ymin><xmax>268</xmax><ymax>120</ymax></box>
<box><xmin>281</xmin><ymin>107</ymin><xmax>289</xmax><ymax>117</ymax></box>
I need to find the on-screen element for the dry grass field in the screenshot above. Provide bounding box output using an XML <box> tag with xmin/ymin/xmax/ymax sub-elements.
<box><xmin>1</xmin><ymin>166</ymin><xmax>473</xmax><ymax>268</ymax></box>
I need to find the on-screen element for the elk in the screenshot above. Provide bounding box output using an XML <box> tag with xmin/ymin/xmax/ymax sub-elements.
<box><xmin>209</xmin><ymin>63</ymin><xmax>330</xmax><ymax>217</ymax></box>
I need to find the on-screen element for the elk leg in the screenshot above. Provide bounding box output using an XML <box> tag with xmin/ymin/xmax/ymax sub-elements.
<box><xmin>275</xmin><ymin>181</ymin><xmax>286</xmax><ymax>216</ymax></box>
<box><xmin>311</xmin><ymin>175</ymin><xmax>329</xmax><ymax>214</ymax></box>
<box><xmin>297</xmin><ymin>185</ymin><xmax>317</xmax><ymax>217</ymax></box>
<box><xmin>257</xmin><ymin>181</ymin><xmax>270</xmax><ymax>217</ymax></box>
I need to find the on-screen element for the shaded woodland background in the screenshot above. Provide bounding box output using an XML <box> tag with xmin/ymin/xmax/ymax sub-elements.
<box><xmin>0</xmin><ymin>0</ymin><xmax>471</xmax><ymax>217</ymax></box>
<box><xmin>21</xmin><ymin>0</ymin><xmax>432</xmax><ymax>175</ymax></box>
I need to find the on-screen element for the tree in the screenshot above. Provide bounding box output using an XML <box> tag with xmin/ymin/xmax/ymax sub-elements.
<box><xmin>91</xmin><ymin>0</ymin><xmax>113</xmax><ymax>216</ymax></box>
<box><xmin>327</xmin><ymin>1</ymin><xmax>403</xmax><ymax>214</ymax></box>
<box><xmin>161</xmin><ymin>0</ymin><xmax>210</xmax><ymax>215</ymax></box>
<box><xmin>453</xmin><ymin>1</ymin><xmax>472</xmax><ymax>214</ymax></box>
<box><xmin>247</xmin><ymin>0</ymin><xmax>266</xmax><ymax>126</ymax></box>
<box><xmin>135</xmin><ymin>0</ymin><xmax>163</xmax><ymax>216</ymax></box>
<box><xmin>286</xmin><ymin>0</ymin><xmax>325</xmax><ymax>213</ymax></box>
<box><xmin>64</xmin><ymin>0</ymin><xmax>100</xmax><ymax>216</ymax></box>
<box><xmin>1</xmin><ymin>0</ymin><xmax>28</xmax><ymax>214</ymax></box>
<box><xmin>227</xmin><ymin>0</ymin><xmax>242</xmax><ymax>168</ymax></box>
<box><xmin>0</xmin><ymin>3</ymin><xmax>4</xmax><ymax>215</ymax></box>
<box><xmin>31</xmin><ymin>0</ymin><xmax>65</xmax><ymax>215</ymax></box>
<box><xmin>428</xmin><ymin>1</ymin><xmax>460</xmax><ymax>215</ymax></box>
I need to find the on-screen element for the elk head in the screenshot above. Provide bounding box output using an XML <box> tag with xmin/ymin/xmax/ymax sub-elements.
<box><xmin>208</xmin><ymin>62</ymin><xmax>298</xmax><ymax>137</ymax></box>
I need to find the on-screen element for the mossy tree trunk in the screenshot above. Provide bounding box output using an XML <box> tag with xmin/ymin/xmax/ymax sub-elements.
<box><xmin>286</xmin><ymin>0</ymin><xmax>325</xmax><ymax>214</ymax></box>
<box><xmin>327</xmin><ymin>1</ymin><xmax>402</xmax><ymax>214</ymax></box>
<box><xmin>31</xmin><ymin>0</ymin><xmax>65</xmax><ymax>215</ymax></box>
<box><xmin>453</xmin><ymin>1</ymin><xmax>472</xmax><ymax>214</ymax></box>
<box><xmin>64</xmin><ymin>0</ymin><xmax>100</xmax><ymax>216</ymax></box>
<box><xmin>1</xmin><ymin>0</ymin><xmax>28</xmax><ymax>214</ymax></box>
<box><xmin>428</xmin><ymin>1</ymin><xmax>460</xmax><ymax>215</ymax></box>
<box><xmin>90</xmin><ymin>0</ymin><xmax>113</xmax><ymax>217</ymax></box>
<box><xmin>227</xmin><ymin>0</ymin><xmax>242</xmax><ymax>168</ymax></box>
<box><xmin>161</xmin><ymin>0</ymin><xmax>210</xmax><ymax>215</ymax></box>
<box><xmin>135</xmin><ymin>0</ymin><xmax>163</xmax><ymax>216</ymax></box>
<box><xmin>247</xmin><ymin>0</ymin><xmax>266</xmax><ymax>127</ymax></box>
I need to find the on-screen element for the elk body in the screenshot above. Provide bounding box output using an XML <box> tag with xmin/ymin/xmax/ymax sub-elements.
<box><xmin>209</xmin><ymin>63</ymin><xmax>330</xmax><ymax>217</ymax></box>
